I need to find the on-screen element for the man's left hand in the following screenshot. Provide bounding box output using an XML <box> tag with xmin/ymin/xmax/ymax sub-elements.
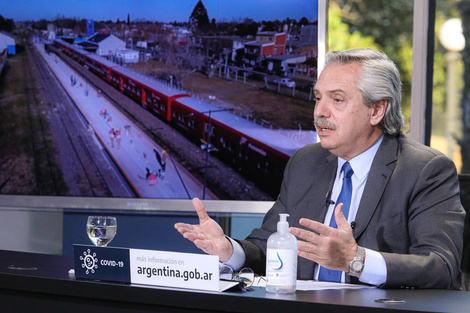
<box><xmin>289</xmin><ymin>203</ymin><xmax>358</xmax><ymax>272</ymax></box>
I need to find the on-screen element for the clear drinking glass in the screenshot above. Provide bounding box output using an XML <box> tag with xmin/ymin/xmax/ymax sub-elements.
<box><xmin>86</xmin><ymin>216</ymin><xmax>117</xmax><ymax>247</ymax></box>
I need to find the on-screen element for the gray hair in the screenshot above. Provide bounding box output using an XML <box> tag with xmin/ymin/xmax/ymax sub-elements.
<box><xmin>324</xmin><ymin>48</ymin><xmax>405</xmax><ymax>135</ymax></box>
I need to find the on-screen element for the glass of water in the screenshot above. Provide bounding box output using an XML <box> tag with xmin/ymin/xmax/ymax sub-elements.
<box><xmin>86</xmin><ymin>216</ymin><xmax>117</xmax><ymax>247</ymax></box>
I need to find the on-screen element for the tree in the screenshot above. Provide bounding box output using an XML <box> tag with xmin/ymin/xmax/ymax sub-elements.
<box><xmin>0</xmin><ymin>15</ymin><xmax>15</xmax><ymax>32</ymax></box>
<box><xmin>328</xmin><ymin>3</ymin><xmax>379</xmax><ymax>51</ymax></box>
<box><xmin>335</xmin><ymin>0</ymin><xmax>414</xmax><ymax>49</ymax></box>
<box><xmin>235</xmin><ymin>18</ymin><xmax>259</xmax><ymax>37</ymax></box>
<box><xmin>299</xmin><ymin>17</ymin><xmax>310</xmax><ymax>26</ymax></box>
<box><xmin>330</xmin><ymin>0</ymin><xmax>414</xmax><ymax>129</ymax></box>
<box><xmin>189</xmin><ymin>0</ymin><xmax>210</xmax><ymax>34</ymax></box>
<box><xmin>433</xmin><ymin>1</ymin><xmax>461</xmax><ymax>114</ymax></box>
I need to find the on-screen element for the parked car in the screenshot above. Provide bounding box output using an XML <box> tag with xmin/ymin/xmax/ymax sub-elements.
<box><xmin>273</xmin><ymin>78</ymin><xmax>296</xmax><ymax>88</ymax></box>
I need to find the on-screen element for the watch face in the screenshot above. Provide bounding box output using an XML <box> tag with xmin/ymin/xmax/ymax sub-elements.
<box><xmin>352</xmin><ymin>260</ymin><xmax>363</xmax><ymax>272</ymax></box>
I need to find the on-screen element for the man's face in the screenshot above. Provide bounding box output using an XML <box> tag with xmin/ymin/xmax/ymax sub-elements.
<box><xmin>313</xmin><ymin>62</ymin><xmax>384</xmax><ymax>160</ymax></box>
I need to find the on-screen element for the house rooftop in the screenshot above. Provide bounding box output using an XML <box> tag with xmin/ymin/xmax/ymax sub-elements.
<box><xmin>88</xmin><ymin>33</ymin><xmax>110</xmax><ymax>43</ymax></box>
<box><xmin>257</xmin><ymin>31</ymin><xmax>284</xmax><ymax>36</ymax></box>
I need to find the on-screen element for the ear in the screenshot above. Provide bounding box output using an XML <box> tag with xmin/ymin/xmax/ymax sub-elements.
<box><xmin>370</xmin><ymin>99</ymin><xmax>387</xmax><ymax>126</ymax></box>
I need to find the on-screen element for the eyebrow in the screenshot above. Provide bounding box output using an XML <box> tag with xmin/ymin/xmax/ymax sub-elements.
<box><xmin>314</xmin><ymin>88</ymin><xmax>347</xmax><ymax>95</ymax></box>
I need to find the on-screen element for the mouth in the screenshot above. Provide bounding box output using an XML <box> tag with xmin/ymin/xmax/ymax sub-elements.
<box><xmin>318</xmin><ymin>125</ymin><xmax>333</xmax><ymax>131</ymax></box>
<box><xmin>314</xmin><ymin>118</ymin><xmax>336</xmax><ymax>132</ymax></box>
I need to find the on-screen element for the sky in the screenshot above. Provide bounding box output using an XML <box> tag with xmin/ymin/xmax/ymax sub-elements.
<box><xmin>2</xmin><ymin>0</ymin><xmax>318</xmax><ymax>23</ymax></box>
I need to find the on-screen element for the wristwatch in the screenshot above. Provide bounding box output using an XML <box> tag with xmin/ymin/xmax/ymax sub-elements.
<box><xmin>347</xmin><ymin>246</ymin><xmax>365</xmax><ymax>277</ymax></box>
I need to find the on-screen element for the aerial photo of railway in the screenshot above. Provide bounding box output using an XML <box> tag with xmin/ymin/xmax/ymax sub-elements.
<box><xmin>0</xmin><ymin>0</ymin><xmax>319</xmax><ymax>201</ymax></box>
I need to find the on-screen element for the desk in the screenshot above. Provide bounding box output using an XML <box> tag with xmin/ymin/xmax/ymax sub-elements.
<box><xmin>0</xmin><ymin>249</ymin><xmax>468</xmax><ymax>313</ymax></box>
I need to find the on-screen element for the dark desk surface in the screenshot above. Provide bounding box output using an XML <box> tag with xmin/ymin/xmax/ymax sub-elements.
<box><xmin>0</xmin><ymin>249</ymin><xmax>469</xmax><ymax>313</ymax></box>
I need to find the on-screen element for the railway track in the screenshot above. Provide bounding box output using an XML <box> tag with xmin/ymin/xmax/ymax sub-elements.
<box><xmin>26</xmin><ymin>45</ymin><xmax>134</xmax><ymax>197</ymax></box>
<box><xmin>22</xmin><ymin>45</ymin><xmax>62</xmax><ymax>195</ymax></box>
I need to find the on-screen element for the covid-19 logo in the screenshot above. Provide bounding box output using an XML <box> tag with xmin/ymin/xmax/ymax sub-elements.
<box><xmin>80</xmin><ymin>249</ymin><xmax>98</xmax><ymax>274</ymax></box>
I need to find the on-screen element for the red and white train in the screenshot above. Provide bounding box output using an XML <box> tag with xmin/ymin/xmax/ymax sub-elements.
<box><xmin>53</xmin><ymin>39</ymin><xmax>315</xmax><ymax>198</ymax></box>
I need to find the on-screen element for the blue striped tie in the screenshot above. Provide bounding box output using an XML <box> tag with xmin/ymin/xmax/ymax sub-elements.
<box><xmin>318</xmin><ymin>162</ymin><xmax>354</xmax><ymax>282</ymax></box>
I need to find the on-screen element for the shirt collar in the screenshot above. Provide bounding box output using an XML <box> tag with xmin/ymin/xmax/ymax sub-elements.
<box><xmin>338</xmin><ymin>134</ymin><xmax>384</xmax><ymax>181</ymax></box>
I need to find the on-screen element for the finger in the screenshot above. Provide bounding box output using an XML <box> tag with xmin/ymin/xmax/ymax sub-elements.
<box><xmin>334</xmin><ymin>203</ymin><xmax>350</xmax><ymax>230</ymax></box>
<box><xmin>297</xmin><ymin>249</ymin><xmax>319</xmax><ymax>262</ymax></box>
<box><xmin>174</xmin><ymin>225</ymin><xmax>208</xmax><ymax>244</ymax></box>
<box><xmin>174</xmin><ymin>222</ymin><xmax>204</xmax><ymax>236</ymax></box>
<box><xmin>174</xmin><ymin>222</ymin><xmax>197</xmax><ymax>233</ymax></box>
<box><xmin>192</xmin><ymin>197</ymin><xmax>210</xmax><ymax>223</ymax></box>
<box><xmin>289</xmin><ymin>227</ymin><xmax>319</xmax><ymax>244</ymax></box>
<box><xmin>298</xmin><ymin>218</ymin><xmax>331</xmax><ymax>236</ymax></box>
<box><xmin>296</xmin><ymin>240</ymin><xmax>321</xmax><ymax>262</ymax></box>
<box><xmin>297</xmin><ymin>239</ymin><xmax>317</xmax><ymax>253</ymax></box>
<box><xmin>174</xmin><ymin>222</ymin><xmax>192</xmax><ymax>230</ymax></box>
<box><xmin>177</xmin><ymin>225</ymin><xmax>208</xmax><ymax>241</ymax></box>
<box><xmin>182</xmin><ymin>231</ymin><xmax>206</xmax><ymax>242</ymax></box>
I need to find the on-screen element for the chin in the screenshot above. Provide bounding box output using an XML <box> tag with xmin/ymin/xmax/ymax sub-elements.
<box><xmin>319</xmin><ymin>140</ymin><xmax>332</xmax><ymax>150</ymax></box>
<box><xmin>319</xmin><ymin>140</ymin><xmax>341</xmax><ymax>156</ymax></box>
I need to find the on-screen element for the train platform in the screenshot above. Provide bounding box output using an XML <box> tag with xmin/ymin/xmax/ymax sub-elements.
<box><xmin>35</xmin><ymin>43</ymin><xmax>217</xmax><ymax>200</ymax></box>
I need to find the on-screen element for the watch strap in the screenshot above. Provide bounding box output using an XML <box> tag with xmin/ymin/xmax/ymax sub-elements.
<box><xmin>347</xmin><ymin>246</ymin><xmax>365</xmax><ymax>277</ymax></box>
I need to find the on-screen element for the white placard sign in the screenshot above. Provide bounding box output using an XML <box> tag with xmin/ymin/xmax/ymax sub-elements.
<box><xmin>129</xmin><ymin>248</ymin><xmax>220</xmax><ymax>291</ymax></box>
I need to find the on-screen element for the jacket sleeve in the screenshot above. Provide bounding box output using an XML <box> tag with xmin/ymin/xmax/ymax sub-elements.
<box><xmin>379</xmin><ymin>154</ymin><xmax>465</xmax><ymax>289</ymax></box>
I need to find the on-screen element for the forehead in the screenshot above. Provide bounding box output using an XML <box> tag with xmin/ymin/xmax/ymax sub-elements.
<box><xmin>314</xmin><ymin>62</ymin><xmax>361</xmax><ymax>94</ymax></box>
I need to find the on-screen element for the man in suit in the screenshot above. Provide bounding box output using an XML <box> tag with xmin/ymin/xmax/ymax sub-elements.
<box><xmin>175</xmin><ymin>48</ymin><xmax>465</xmax><ymax>289</ymax></box>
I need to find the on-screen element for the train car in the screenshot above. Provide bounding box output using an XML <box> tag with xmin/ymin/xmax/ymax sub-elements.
<box><xmin>170</xmin><ymin>96</ymin><xmax>301</xmax><ymax>196</ymax></box>
<box><xmin>52</xmin><ymin>39</ymin><xmax>315</xmax><ymax>197</ymax></box>
<box><xmin>84</xmin><ymin>55</ymin><xmax>113</xmax><ymax>82</ymax></box>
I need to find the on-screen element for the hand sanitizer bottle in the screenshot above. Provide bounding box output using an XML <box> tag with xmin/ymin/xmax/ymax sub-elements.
<box><xmin>266</xmin><ymin>213</ymin><xmax>297</xmax><ymax>293</ymax></box>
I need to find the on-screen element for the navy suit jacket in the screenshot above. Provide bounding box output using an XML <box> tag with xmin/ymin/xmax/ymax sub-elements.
<box><xmin>239</xmin><ymin>133</ymin><xmax>465</xmax><ymax>289</ymax></box>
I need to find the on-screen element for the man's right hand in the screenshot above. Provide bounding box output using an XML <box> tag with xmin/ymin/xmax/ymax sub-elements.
<box><xmin>174</xmin><ymin>198</ymin><xmax>234</xmax><ymax>262</ymax></box>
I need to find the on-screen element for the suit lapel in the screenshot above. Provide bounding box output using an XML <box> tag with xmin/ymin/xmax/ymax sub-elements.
<box><xmin>305</xmin><ymin>153</ymin><xmax>338</xmax><ymax>222</ymax></box>
<box><xmin>299</xmin><ymin>152</ymin><xmax>338</xmax><ymax>279</ymax></box>
<box><xmin>352</xmin><ymin>134</ymin><xmax>398</xmax><ymax>239</ymax></box>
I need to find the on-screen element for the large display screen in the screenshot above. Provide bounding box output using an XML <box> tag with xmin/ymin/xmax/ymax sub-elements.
<box><xmin>0</xmin><ymin>0</ymin><xmax>318</xmax><ymax>209</ymax></box>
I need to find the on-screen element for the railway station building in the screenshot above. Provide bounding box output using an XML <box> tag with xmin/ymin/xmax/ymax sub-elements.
<box><xmin>86</xmin><ymin>33</ymin><xmax>126</xmax><ymax>57</ymax></box>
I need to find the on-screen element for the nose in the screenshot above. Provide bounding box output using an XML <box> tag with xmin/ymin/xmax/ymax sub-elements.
<box><xmin>314</xmin><ymin>98</ymin><xmax>329</xmax><ymax>119</ymax></box>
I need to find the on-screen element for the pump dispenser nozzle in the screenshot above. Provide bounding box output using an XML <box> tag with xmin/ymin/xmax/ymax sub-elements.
<box><xmin>277</xmin><ymin>213</ymin><xmax>289</xmax><ymax>234</ymax></box>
